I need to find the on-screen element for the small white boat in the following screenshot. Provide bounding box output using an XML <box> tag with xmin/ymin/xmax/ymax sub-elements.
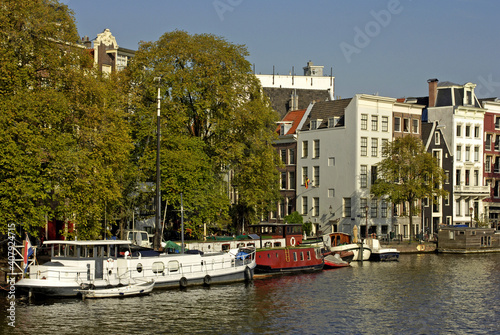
<box><xmin>77</xmin><ymin>280</ymin><xmax>155</xmax><ymax>299</ymax></box>
<box><xmin>323</xmin><ymin>232</ymin><xmax>372</xmax><ymax>261</ymax></box>
<box><xmin>366</xmin><ymin>238</ymin><xmax>399</xmax><ymax>261</ymax></box>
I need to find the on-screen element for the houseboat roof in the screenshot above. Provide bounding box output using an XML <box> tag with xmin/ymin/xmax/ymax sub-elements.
<box><xmin>43</xmin><ymin>240</ymin><xmax>132</xmax><ymax>246</ymax></box>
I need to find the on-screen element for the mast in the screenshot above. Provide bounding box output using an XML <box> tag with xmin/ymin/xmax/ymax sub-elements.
<box><xmin>154</xmin><ymin>78</ymin><xmax>161</xmax><ymax>250</ymax></box>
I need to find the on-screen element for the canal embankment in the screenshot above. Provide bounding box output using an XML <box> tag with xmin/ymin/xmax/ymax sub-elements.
<box><xmin>381</xmin><ymin>241</ymin><xmax>437</xmax><ymax>253</ymax></box>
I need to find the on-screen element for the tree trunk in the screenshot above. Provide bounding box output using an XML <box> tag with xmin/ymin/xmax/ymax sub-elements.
<box><xmin>408</xmin><ymin>200</ymin><xmax>413</xmax><ymax>243</ymax></box>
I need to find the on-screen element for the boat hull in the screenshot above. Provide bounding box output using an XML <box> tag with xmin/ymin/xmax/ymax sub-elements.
<box><xmin>254</xmin><ymin>247</ymin><xmax>324</xmax><ymax>274</ymax></box>
<box><xmin>330</xmin><ymin>244</ymin><xmax>371</xmax><ymax>261</ymax></box>
<box><xmin>369</xmin><ymin>250</ymin><xmax>400</xmax><ymax>261</ymax></box>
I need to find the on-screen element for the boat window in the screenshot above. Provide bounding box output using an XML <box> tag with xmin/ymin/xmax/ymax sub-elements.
<box><xmin>137</xmin><ymin>263</ymin><xmax>143</xmax><ymax>273</ymax></box>
<box><xmin>152</xmin><ymin>262</ymin><xmax>165</xmax><ymax>274</ymax></box>
<box><xmin>458</xmin><ymin>231</ymin><xmax>465</xmax><ymax>235</ymax></box>
<box><xmin>449</xmin><ymin>231</ymin><xmax>454</xmax><ymax>240</ymax></box>
<box><xmin>307</xmin><ymin>251</ymin><xmax>311</xmax><ymax>260</ymax></box>
<box><xmin>300</xmin><ymin>252</ymin><xmax>304</xmax><ymax>261</ymax></box>
<box><xmin>267</xmin><ymin>253</ymin><xmax>271</xmax><ymax>258</ymax></box>
<box><xmin>276</xmin><ymin>253</ymin><xmax>279</xmax><ymax>258</ymax></box>
<box><xmin>274</xmin><ymin>242</ymin><xmax>281</xmax><ymax>247</ymax></box>
<box><xmin>222</xmin><ymin>244</ymin><xmax>230</xmax><ymax>251</ymax></box>
<box><xmin>293</xmin><ymin>252</ymin><xmax>297</xmax><ymax>262</ymax></box>
<box><xmin>238</xmin><ymin>243</ymin><xmax>245</xmax><ymax>248</ymax></box>
<box><xmin>264</xmin><ymin>242</ymin><xmax>272</xmax><ymax>248</ymax></box>
<box><xmin>247</xmin><ymin>243</ymin><xmax>255</xmax><ymax>247</ymax></box>
<box><xmin>168</xmin><ymin>260</ymin><xmax>179</xmax><ymax>272</ymax></box>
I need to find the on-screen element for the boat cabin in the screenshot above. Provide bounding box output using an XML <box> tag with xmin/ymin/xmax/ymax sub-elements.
<box><xmin>437</xmin><ymin>227</ymin><xmax>500</xmax><ymax>253</ymax></box>
<box><xmin>44</xmin><ymin>240</ymin><xmax>132</xmax><ymax>260</ymax></box>
<box><xmin>325</xmin><ymin>232</ymin><xmax>352</xmax><ymax>248</ymax></box>
<box><xmin>248</xmin><ymin>223</ymin><xmax>303</xmax><ymax>247</ymax></box>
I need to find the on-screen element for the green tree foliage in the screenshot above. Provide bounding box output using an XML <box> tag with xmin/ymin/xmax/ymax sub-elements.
<box><xmin>0</xmin><ymin>0</ymin><xmax>133</xmax><ymax>238</ymax></box>
<box><xmin>371</xmin><ymin>136</ymin><xmax>447</xmax><ymax>241</ymax></box>
<box><xmin>126</xmin><ymin>30</ymin><xmax>281</xmax><ymax>232</ymax></box>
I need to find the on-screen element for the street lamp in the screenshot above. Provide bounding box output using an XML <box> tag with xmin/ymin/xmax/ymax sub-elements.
<box><xmin>365</xmin><ymin>205</ymin><xmax>369</xmax><ymax>238</ymax></box>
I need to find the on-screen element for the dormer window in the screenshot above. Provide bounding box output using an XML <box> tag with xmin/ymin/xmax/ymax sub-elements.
<box><xmin>328</xmin><ymin>117</ymin><xmax>340</xmax><ymax>128</ymax></box>
<box><xmin>310</xmin><ymin>120</ymin><xmax>317</xmax><ymax>130</ymax></box>
<box><xmin>280</xmin><ymin>124</ymin><xmax>285</xmax><ymax>136</ymax></box>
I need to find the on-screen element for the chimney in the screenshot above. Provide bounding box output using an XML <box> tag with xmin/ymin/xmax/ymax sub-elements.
<box><xmin>427</xmin><ymin>78</ymin><xmax>438</xmax><ymax>107</ymax></box>
<box><xmin>83</xmin><ymin>36</ymin><xmax>92</xmax><ymax>49</ymax></box>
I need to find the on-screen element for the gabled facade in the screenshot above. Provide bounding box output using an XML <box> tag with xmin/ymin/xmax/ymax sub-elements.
<box><xmin>422</xmin><ymin>121</ymin><xmax>453</xmax><ymax>234</ymax></box>
<box><xmin>270</xmin><ymin>108</ymin><xmax>309</xmax><ymax>223</ymax></box>
<box><xmin>296</xmin><ymin>94</ymin><xmax>421</xmax><ymax>238</ymax></box>
<box><xmin>426</xmin><ymin>80</ymin><xmax>489</xmax><ymax>226</ymax></box>
<box><xmin>480</xmin><ymin>99</ymin><xmax>500</xmax><ymax>229</ymax></box>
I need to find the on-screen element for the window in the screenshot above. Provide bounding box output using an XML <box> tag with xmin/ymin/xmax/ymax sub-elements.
<box><xmin>465</xmin><ymin>146</ymin><xmax>470</xmax><ymax>161</ymax></box>
<box><xmin>394</xmin><ymin>117</ymin><xmax>401</xmax><ymax>132</ymax></box>
<box><xmin>486</xmin><ymin>156</ymin><xmax>491</xmax><ymax>173</ymax></box>
<box><xmin>302</xmin><ymin>141</ymin><xmax>308</xmax><ymax>157</ymax></box>
<box><xmin>302</xmin><ymin>167</ymin><xmax>308</xmax><ymax>185</ymax></box>
<box><xmin>435</xmin><ymin>132</ymin><xmax>440</xmax><ymax>145</ymax></box>
<box><xmin>456</xmin><ymin>124</ymin><xmax>462</xmax><ymax>137</ymax></box>
<box><xmin>456</xmin><ymin>169</ymin><xmax>461</xmax><ymax>185</ymax></box>
<box><xmin>433</xmin><ymin>150</ymin><xmax>441</xmax><ymax>167</ymax></box>
<box><xmin>310</xmin><ymin>120</ymin><xmax>317</xmax><ymax>130</ymax></box>
<box><xmin>495</xmin><ymin>136</ymin><xmax>500</xmax><ymax>151</ymax></box>
<box><xmin>474</xmin><ymin>126</ymin><xmax>480</xmax><ymax>138</ymax></box>
<box><xmin>371</xmin><ymin>199</ymin><xmax>377</xmax><ymax>218</ymax></box>
<box><xmin>313</xmin><ymin>166</ymin><xmax>320</xmax><ymax>187</ymax></box>
<box><xmin>372</xmin><ymin>116</ymin><xmax>378</xmax><ymax>131</ymax></box>
<box><xmin>360</xmin><ymin>165</ymin><xmax>367</xmax><ymax>188</ymax></box>
<box><xmin>495</xmin><ymin>117</ymin><xmax>500</xmax><ymax>129</ymax></box>
<box><xmin>412</xmin><ymin>119</ymin><xmax>419</xmax><ymax>133</ymax></box>
<box><xmin>474</xmin><ymin>146</ymin><xmax>479</xmax><ymax>162</ymax></box>
<box><xmin>445</xmin><ymin>170</ymin><xmax>450</xmax><ymax>184</ymax></box>
<box><xmin>343</xmin><ymin>198</ymin><xmax>351</xmax><ymax>217</ymax></box>
<box><xmin>328</xmin><ymin>157</ymin><xmax>335</xmax><ymax>166</ymax></box>
<box><xmin>486</xmin><ymin>134</ymin><xmax>492</xmax><ymax>150</ymax></box>
<box><xmin>289</xmin><ymin>171</ymin><xmax>295</xmax><ymax>190</ymax></box>
<box><xmin>361</xmin><ymin>137</ymin><xmax>367</xmax><ymax>156</ymax></box>
<box><xmin>456</xmin><ymin>200</ymin><xmax>461</xmax><ymax>216</ymax></box>
<box><xmin>328</xmin><ymin>189</ymin><xmax>335</xmax><ymax>198</ymax></box>
<box><xmin>371</xmin><ymin>138</ymin><xmax>378</xmax><ymax>157</ymax></box>
<box><xmin>360</xmin><ymin>198</ymin><xmax>368</xmax><ymax>217</ymax></box>
<box><xmin>289</xmin><ymin>149</ymin><xmax>295</xmax><ymax>164</ymax></box>
<box><xmin>474</xmin><ymin>170</ymin><xmax>479</xmax><ymax>186</ymax></box>
<box><xmin>465</xmin><ymin>170</ymin><xmax>470</xmax><ymax>186</ymax></box>
<box><xmin>281</xmin><ymin>149</ymin><xmax>286</xmax><ymax>164</ymax></box>
<box><xmin>382</xmin><ymin>116</ymin><xmax>388</xmax><ymax>132</ymax></box>
<box><xmin>302</xmin><ymin>197</ymin><xmax>308</xmax><ymax>215</ymax></box>
<box><xmin>287</xmin><ymin>197</ymin><xmax>294</xmax><ymax>215</ymax></box>
<box><xmin>381</xmin><ymin>200</ymin><xmax>388</xmax><ymax>218</ymax></box>
<box><xmin>328</xmin><ymin>117</ymin><xmax>340</xmax><ymax>128</ymax></box>
<box><xmin>465</xmin><ymin>125</ymin><xmax>470</xmax><ymax>137</ymax></box>
<box><xmin>361</xmin><ymin>114</ymin><xmax>368</xmax><ymax>130</ymax></box>
<box><xmin>281</xmin><ymin>172</ymin><xmax>286</xmax><ymax>189</ymax></box>
<box><xmin>313</xmin><ymin>197</ymin><xmax>319</xmax><ymax>216</ymax></box>
<box><xmin>313</xmin><ymin>140</ymin><xmax>320</xmax><ymax>158</ymax></box>
<box><xmin>371</xmin><ymin>166</ymin><xmax>378</xmax><ymax>184</ymax></box>
<box><xmin>381</xmin><ymin>139</ymin><xmax>388</xmax><ymax>157</ymax></box>
<box><xmin>456</xmin><ymin>145</ymin><xmax>462</xmax><ymax>161</ymax></box>
<box><xmin>403</xmin><ymin>118</ymin><xmax>410</xmax><ymax>132</ymax></box>
<box><xmin>445</xmin><ymin>194</ymin><xmax>450</xmax><ymax>206</ymax></box>
<box><xmin>280</xmin><ymin>124</ymin><xmax>285</xmax><ymax>136</ymax></box>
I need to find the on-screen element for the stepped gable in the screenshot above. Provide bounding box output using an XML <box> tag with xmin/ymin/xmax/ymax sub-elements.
<box><xmin>301</xmin><ymin>98</ymin><xmax>352</xmax><ymax>131</ymax></box>
<box><xmin>263</xmin><ymin>87</ymin><xmax>331</xmax><ymax>119</ymax></box>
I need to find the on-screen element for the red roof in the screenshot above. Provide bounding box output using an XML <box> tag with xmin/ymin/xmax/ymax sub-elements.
<box><xmin>276</xmin><ymin>109</ymin><xmax>307</xmax><ymax>135</ymax></box>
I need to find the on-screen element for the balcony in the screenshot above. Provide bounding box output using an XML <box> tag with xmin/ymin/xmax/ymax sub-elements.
<box><xmin>454</xmin><ymin>185</ymin><xmax>490</xmax><ymax>198</ymax></box>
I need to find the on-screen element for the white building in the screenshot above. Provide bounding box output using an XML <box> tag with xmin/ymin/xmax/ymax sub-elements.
<box><xmin>426</xmin><ymin>81</ymin><xmax>489</xmax><ymax>225</ymax></box>
<box><xmin>296</xmin><ymin>94</ymin><xmax>423</xmax><ymax>238</ymax></box>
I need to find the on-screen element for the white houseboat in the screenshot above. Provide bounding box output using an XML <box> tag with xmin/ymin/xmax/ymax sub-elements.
<box><xmin>16</xmin><ymin>239</ymin><xmax>255</xmax><ymax>298</ymax></box>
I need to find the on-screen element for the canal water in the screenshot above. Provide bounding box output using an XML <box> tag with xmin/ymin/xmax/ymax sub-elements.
<box><xmin>2</xmin><ymin>253</ymin><xmax>500</xmax><ymax>335</ymax></box>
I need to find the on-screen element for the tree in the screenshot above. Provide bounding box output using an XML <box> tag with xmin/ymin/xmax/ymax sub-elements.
<box><xmin>125</xmin><ymin>30</ymin><xmax>281</xmax><ymax>233</ymax></box>
<box><xmin>284</xmin><ymin>211</ymin><xmax>311</xmax><ymax>235</ymax></box>
<box><xmin>0</xmin><ymin>0</ymin><xmax>133</xmax><ymax>238</ymax></box>
<box><xmin>371</xmin><ymin>136</ymin><xmax>447</xmax><ymax>242</ymax></box>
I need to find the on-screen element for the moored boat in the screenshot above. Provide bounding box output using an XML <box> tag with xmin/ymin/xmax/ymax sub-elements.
<box><xmin>366</xmin><ymin>238</ymin><xmax>399</xmax><ymax>261</ymax></box>
<box><xmin>322</xmin><ymin>232</ymin><xmax>372</xmax><ymax>261</ymax></box>
<box><xmin>323</xmin><ymin>253</ymin><xmax>350</xmax><ymax>269</ymax></box>
<box><xmin>437</xmin><ymin>226</ymin><xmax>500</xmax><ymax>253</ymax></box>
<box><xmin>15</xmin><ymin>239</ymin><xmax>256</xmax><ymax>298</ymax></box>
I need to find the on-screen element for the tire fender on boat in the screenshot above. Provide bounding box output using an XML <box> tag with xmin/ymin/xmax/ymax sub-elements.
<box><xmin>203</xmin><ymin>275</ymin><xmax>211</xmax><ymax>286</ymax></box>
<box><xmin>244</xmin><ymin>266</ymin><xmax>253</xmax><ymax>282</ymax></box>
<box><xmin>290</xmin><ymin>237</ymin><xmax>296</xmax><ymax>246</ymax></box>
<box><xmin>179</xmin><ymin>277</ymin><xmax>188</xmax><ymax>288</ymax></box>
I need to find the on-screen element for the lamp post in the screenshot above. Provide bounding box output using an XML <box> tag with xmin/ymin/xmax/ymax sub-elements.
<box><xmin>154</xmin><ymin>77</ymin><xmax>161</xmax><ymax>251</ymax></box>
<box><xmin>365</xmin><ymin>205</ymin><xmax>369</xmax><ymax>238</ymax></box>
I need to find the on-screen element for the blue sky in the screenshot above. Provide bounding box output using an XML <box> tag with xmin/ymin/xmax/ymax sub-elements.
<box><xmin>64</xmin><ymin>0</ymin><xmax>500</xmax><ymax>100</ymax></box>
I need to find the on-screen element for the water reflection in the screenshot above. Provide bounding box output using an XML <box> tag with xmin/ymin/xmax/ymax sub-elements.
<box><xmin>2</xmin><ymin>254</ymin><xmax>500</xmax><ymax>334</ymax></box>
